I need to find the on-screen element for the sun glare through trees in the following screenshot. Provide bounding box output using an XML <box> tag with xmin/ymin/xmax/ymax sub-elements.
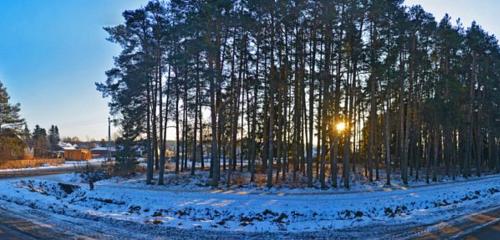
<box><xmin>0</xmin><ymin>0</ymin><xmax>499</xmax><ymax>239</ymax></box>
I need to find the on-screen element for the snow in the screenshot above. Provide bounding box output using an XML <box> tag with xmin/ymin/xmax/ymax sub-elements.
<box><xmin>95</xmin><ymin>169</ymin><xmax>497</xmax><ymax>195</ymax></box>
<box><xmin>0</xmin><ymin>171</ymin><xmax>498</xmax><ymax>237</ymax></box>
<box><xmin>59</xmin><ymin>142</ymin><xmax>77</xmax><ymax>150</ymax></box>
<box><xmin>91</xmin><ymin>146</ymin><xmax>116</xmax><ymax>151</ymax></box>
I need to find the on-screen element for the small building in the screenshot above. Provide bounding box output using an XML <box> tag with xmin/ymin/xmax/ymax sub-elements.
<box><xmin>64</xmin><ymin>149</ymin><xmax>92</xmax><ymax>161</ymax></box>
<box><xmin>90</xmin><ymin>146</ymin><xmax>116</xmax><ymax>158</ymax></box>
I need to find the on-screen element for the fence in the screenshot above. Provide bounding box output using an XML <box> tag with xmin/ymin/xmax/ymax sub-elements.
<box><xmin>0</xmin><ymin>158</ymin><xmax>65</xmax><ymax>170</ymax></box>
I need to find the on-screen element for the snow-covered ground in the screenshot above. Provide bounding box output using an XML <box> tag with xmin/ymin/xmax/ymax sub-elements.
<box><xmin>0</xmin><ymin>158</ymin><xmax>109</xmax><ymax>173</ymax></box>
<box><xmin>0</xmin><ymin>171</ymin><xmax>498</xmax><ymax>238</ymax></box>
<box><xmin>98</xmin><ymin>169</ymin><xmax>500</xmax><ymax>195</ymax></box>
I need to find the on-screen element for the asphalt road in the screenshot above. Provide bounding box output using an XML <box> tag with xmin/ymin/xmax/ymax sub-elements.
<box><xmin>462</xmin><ymin>220</ymin><xmax>500</xmax><ymax>239</ymax></box>
<box><xmin>0</xmin><ymin>208</ymin><xmax>76</xmax><ymax>240</ymax></box>
<box><xmin>415</xmin><ymin>206</ymin><xmax>500</xmax><ymax>239</ymax></box>
<box><xmin>0</xmin><ymin>162</ymin><xmax>111</xmax><ymax>180</ymax></box>
<box><xmin>0</xmin><ymin>168</ymin><xmax>78</xmax><ymax>179</ymax></box>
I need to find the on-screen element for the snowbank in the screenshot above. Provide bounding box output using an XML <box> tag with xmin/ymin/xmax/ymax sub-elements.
<box><xmin>0</xmin><ymin>172</ymin><xmax>498</xmax><ymax>236</ymax></box>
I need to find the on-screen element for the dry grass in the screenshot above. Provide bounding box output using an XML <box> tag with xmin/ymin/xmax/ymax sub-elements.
<box><xmin>0</xmin><ymin>158</ymin><xmax>65</xmax><ymax>170</ymax></box>
<box><xmin>231</xmin><ymin>173</ymin><xmax>247</xmax><ymax>186</ymax></box>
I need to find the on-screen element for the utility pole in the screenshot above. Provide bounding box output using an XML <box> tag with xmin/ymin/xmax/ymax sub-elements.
<box><xmin>108</xmin><ymin>117</ymin><xmax>112</xmax><ymax>161</ymax></box>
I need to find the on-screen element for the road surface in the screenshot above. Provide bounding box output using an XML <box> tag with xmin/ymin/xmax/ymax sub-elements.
<box><xmin>0</xmin><ymin>161</ymin><xmax>111</xmax><ymax>180</ymax></box>
<box><xmin>0</xmin><ymin>168</ymin><xmax>79</xmax><ymax>180</ymax></box>
<box><xmin>411</xmin><ymin>206</ymin><xmax>500</xmax><ymax>239</ymax></box>
<box><xmin>0</xmin><ymin>207</ymin><xmax>83</xmax><ymax>240</ymax></box>
<box><xmin>463</xmin><ymin>221</ymin><xmax>500</xmax><ymax>239</ymax></box>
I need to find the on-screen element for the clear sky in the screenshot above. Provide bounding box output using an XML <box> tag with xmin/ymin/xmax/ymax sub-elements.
<box><xmin>0</xmin><ymin>0</ymin><xmax>498</xmax><ymax>140</ymax></box>
<box><xmin>0</xmin><ymin>0</ymin><xmax>145</xmax><ymax>140</ymax></box>
<box><xmin>405</xmin><ymin>0</ymin><xmax>500</xmax><ymax>37</ymax></box>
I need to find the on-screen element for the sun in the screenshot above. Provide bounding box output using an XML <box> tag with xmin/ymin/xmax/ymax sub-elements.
<box><xmin>335</xmin><ymin>121</ymin><xmax>347</xmax><ymax>133</ymax></box>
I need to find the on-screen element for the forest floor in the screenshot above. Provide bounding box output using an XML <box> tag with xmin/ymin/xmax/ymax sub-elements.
<box><xmin>0</xmin><ymin>170</ymin><xmax>498</xmax><ymax>239</ymax></box>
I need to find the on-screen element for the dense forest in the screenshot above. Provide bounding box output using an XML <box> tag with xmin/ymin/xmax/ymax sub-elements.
<box><xmin>97</xmin><ymin>0</ymin><xmax>500</xmax><ymax>188</ymax></box>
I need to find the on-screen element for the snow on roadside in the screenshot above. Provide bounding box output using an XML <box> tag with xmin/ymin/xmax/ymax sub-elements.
<box><xmin>0</xmin><ymin>173</ymin><xmax>498</xmax><ymax>234</ymax></box>
<box><xmin>95</xmin><ymin>170</ymin><xmax>500</xmax><ymax>195</ymax></box>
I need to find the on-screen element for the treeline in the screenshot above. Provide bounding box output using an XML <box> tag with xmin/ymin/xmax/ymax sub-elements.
<box><xmin>98</xmin><ymin>0</ymin><xmax>500</xmax><ymax>188</ymax></box>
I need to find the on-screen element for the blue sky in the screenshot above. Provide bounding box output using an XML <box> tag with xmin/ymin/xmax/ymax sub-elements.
<box><xmin>0</xmin><ymin>0</ymin><xmax>144</xmax><ymax>140</ymax></box>
<box><xmin>0</xmin><ymin>0</ymin><xmax>498</xmax><ymax>140</ymax></box>
<box><xmin>405</xmin><ymin>0</ymin><xmax>500</xmax><ymax>38</ymax></box>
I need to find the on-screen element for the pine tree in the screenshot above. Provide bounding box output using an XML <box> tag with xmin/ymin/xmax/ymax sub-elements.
<box><xmin>48</xmin><ymin>125</ymin><xmax>61</xmax><ymax>152</ymax></box>
<box><xmin>0</xmin><ymin>81</ymin><xmax>24</xmax><ymax>131</ymax></box>
<box><xmin>33</xmin><ymin>125</ymin><xmax>49</xmax><ymax>158</ymax></box>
